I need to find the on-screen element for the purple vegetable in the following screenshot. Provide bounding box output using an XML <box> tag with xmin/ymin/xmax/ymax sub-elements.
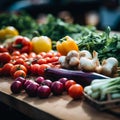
<box><xmin>44</xmin><ymin>68</ymin><xmax>109</xmax><ymax>87</ymax></box>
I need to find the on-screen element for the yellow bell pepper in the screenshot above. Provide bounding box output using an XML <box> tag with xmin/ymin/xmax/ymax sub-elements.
<box><xmin>56</xmin><ymin>36</ymin><xmax>79</xmax><ymax>55</ymax></box>
<box><xmin>31</xmin><ymin>36</ymin><xmax>52</xmax><ymax>54</ymax></box>
<box><xmin>0</xmin><ymin>26</ymin><xmax>19</xmax><ymax>41</ymax></box>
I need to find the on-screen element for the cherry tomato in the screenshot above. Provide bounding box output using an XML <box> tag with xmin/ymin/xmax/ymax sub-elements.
<box><xmin>13</xmin><ymin>70</ymin><xmax>26</xmax><ymax>79</ymax></box>
<box><xmin>38</xmin><ymin>64</ymin><xmax>50</xmax><ymax>76</ymax></box>
<box><xmin>0</xmin><ymin>52</ymin><xmax>11</xmax><ymax>64</ymax></box>
<box><xmin>11</xmin><ymin>51</ymin><xmax>20</xmax><ymax>56</ymax></box>
<box><xmin>68</xmin><ymin>84</ymin><xmax>83</xmax><ymax>99</ymax></box>
<box><xmin>10</xmin><ymin>55</ymin><xmax>19</xmax><ymax>64</ymax></box>
<box><xmin>39</xmin><ymin>52</ymin><xmax>46</xmax><ymax>57</ymax></box>
<box><xmin>35</xmin><ymin>54</ymin><xmax>42</xmax><ymax>59</ymax></box>
<box><xmin>44</xmin><ymin>52</ymin><xmax>54</xmax><ymax>58</ymax></box>
<box><xmin>2</xmin><ymin>63</ymin><xmax>14</xmax><ymax>76</ymax></box>
<box><xmin>28</xmin><ymin>52</ymin><xmax>36</xmax><ymax>58</ymax></box>
<box><xmin>0</xmin><ymin>67</ymin><xmax>3</xmax><ymax>76</ymax></box>
<box><xmin>49</xmin><ymin>56</ymin><xmax>59</xmax><ymax>63</ymax></box>
<box><xmin>23</xmin><ymin>61</ymin><xmax>31</xmax><ymax>74</ymax></box>
<box><xmin>19</xmin><ymin>54</ymin><xmax>28</xmax><ymax>60</ymax></box>
<box><xmin>10</xmin><ymin>64</ymin><xmax>27</xmax><ymax>76</ymax></box>
<box><xmin>53</xmin><ymin>64</ymin><xmax>61</xmax><ymax>68</ymax></box>
<box><xmin>21</xmin><ymin>53</ymin><xmax>28</xmax><ymax>58</ymax></box>
<box><xmin>30</xmin><ymin>64</ymin><xmax>40</xmax><ymax>75</ymax></box>
<box><xmin>54</xmin><ymin>52</ymin><xmax>61</xmax><ymax>57</ymax></box>
<box><xmin>0</xmin><ymin>45</ymin><xmax>8</xmax><ymax>52</ymax></box>
<box><xmin>65</xmin><ymin>80</ymin><xmax>76</xmax><ymax>91</ymax></box>
<box><xmin>14</xmin><ymin>58</ymin><xmax>25</xmax><ymax>65</ymax></box>
<box><xmin>37</xmin><ymin>58</ymin><xmax>47</xmax><ymax>64</ymax></box>
<box><xmin>45</xmin><ymin>57</ymin><xmax>51</xmax><ymax>63</ymax></box>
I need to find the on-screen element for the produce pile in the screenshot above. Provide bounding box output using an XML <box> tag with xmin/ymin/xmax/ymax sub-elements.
<box><xmin>0</xmin><ymin>13</ymin><xmax>120</xmax><ymax>65</ymax></box>
<box><xmin>0</xmin><ymin>13</ymin><xmax>120</xmax><ymax>106</ymax></box>
<box><xmin>10</xmin><ymin>76</ymin><xmax>83</xmax><ymax>99</ymax></box>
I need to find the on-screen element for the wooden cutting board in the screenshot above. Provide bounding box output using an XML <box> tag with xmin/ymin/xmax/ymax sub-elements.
<box><xmin>0</xmin><ymin>77</ymin><xmax>119</xmax><ymax>120</ymax></box>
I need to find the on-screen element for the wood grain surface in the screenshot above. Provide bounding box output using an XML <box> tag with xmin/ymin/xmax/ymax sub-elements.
<box><xmin>0</xmin><ymin>77</ymin><xmax>120</xmax><ymax>120</ymax></box>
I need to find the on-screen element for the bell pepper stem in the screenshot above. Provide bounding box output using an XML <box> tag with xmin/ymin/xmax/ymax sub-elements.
<box><xmin>13</xmin><ymin>44</ymin><xmax>23</xmax><ymax>49</ymax></box>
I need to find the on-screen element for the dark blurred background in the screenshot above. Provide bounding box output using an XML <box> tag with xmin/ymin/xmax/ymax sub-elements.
<box><xmin>0</xmin><ymin>0</ymin><xmax>120</xmax><ymax>120</ymax></box>
<box><xmin>0</xmin><ymin>0</ymin><xmax>120</xmax><ymax>31</ymax></box>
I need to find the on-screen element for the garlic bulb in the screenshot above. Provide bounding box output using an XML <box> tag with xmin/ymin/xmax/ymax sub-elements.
<box><xmin>79</xmin><ymin>50</ymin><xmax>92</xmax><ymax>59</ymax></box>
<box><xmin>69</xmin><ymin>57</ymin><xmax>79</xmax><ymax>66</ymax></box>
<box><xmin>58</xmin><ymin>56</ymin><xmax>70</xmax><ymax>69</ymax></box>
<box><xmin>95</xmin><ymin>60</ymin><xmax>102</xmax><ymax>74</ymax></box>
<box><xmin>101</xmin><ymin>57</ymin><xmax>118</xmax><ymax>77</ymax></box>
<box><xmin>66</xmin><ymin>50</ymin><xmax>79</xmax><ymax>61</ymax></box>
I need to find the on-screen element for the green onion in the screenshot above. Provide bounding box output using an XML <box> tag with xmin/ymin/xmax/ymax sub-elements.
<box><xmin>84</xmin><ymin>77</ymin><xmax>120</xmax><ymax>101</ymax></box>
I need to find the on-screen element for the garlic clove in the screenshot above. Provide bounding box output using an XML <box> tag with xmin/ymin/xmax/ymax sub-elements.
<box><xmin>69</xmin><ymin>57</ymin><xmax>79</xmax><ymax>66</ymax></box>
<box><xmin>79</xmin><ymin>57</ymin><xmax>96</xmax><ymax>72</ymax></box>
<box><xmin>79</xmin><ymin>50</ymin><xmax>92</xmax><ymax>59</ymax></box>
<box><xmin>101</xmin><ymin>57</ymin><xmax>118</xmax><ymax>77</ymax></box>
<box><xmin>66</xmin><ymin>50</ymin><xmax>79</xmax><ymax>61</ymax></box>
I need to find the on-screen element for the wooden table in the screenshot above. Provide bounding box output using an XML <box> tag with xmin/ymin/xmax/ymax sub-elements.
<box><xmin>0</xmin><ymin>77</ymin><xmax>120</xmax><ymax>120</ymax></box>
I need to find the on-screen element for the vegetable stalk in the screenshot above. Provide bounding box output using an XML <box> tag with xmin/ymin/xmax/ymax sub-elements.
<box><xmin>84</xmin><ymin>77</ymin><xmax>120</xmax><ymax>100</ymax></box>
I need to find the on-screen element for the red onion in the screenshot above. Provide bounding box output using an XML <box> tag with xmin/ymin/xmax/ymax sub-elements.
<box><xmin>37</xmin><ymin>85</ymin><xmax>51</xmax><ymax>98</ymax></box>
<box><xmin>25</xmin><ymin>82</ymin><xmax>39</xmax><ymax>97</ymax></box>
<box><xmin>51</xmin><ymin>81</ymin><xmax>64</xmax><ymax>95</ymax></box>
<box><xmin>35</xmin><ymin>76</ymin><xmax>45</xmax><ymax>84</ymax></box>
<box><xmin>10</xmin><ymin>81</ymin><xmax>23</xmax><ymax>94</ymax></box>
<box><xmin>41</xmin><ymin>79</ymin><xmax>52</xmax><ymax>87</ymax></box>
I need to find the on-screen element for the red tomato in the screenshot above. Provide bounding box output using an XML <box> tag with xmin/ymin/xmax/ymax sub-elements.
<box><xmin>14</xmin><ymin>58</ymin><xmax>25</xmax><ymax>65</ymax></box>
<box><xmin>19</xmin><ymin>54</ymin><xmax>28</xmax><ymax>60</ymax></box>
<box><xmin>10</xmin><ymin>64</ymin><xmax>27</xmax><ymax>76</ymax></box>
<box><xmin>54</xmin><ymin>52</ymin><xmax>61</xmax><ymax>57</ymax></box>
<box><xmin>30</xmin><ymin>64</ymin><xmax>40</xmax><ymax>75</ymax></box>
<box><xmin>68</xmin><ymin>84</ymin><xmax>83</xmax><ymax>99</ymax></box>
<box><xmin>49</xmin><ymin>56</ymin><xmax>59</xmax><ymax>63</ymax></box>
<box><xmin>0</xmin><ymin>45</ymin><xmax>8</xmax><ymax>52</ymax></box>
<box><xmin>13</xmin><ymin>70</ymin><xmax>26</xmax><ymax>79</ymax></box>
<box><xmin>11</xmin><ymin>51</ymin><xmax>20</xmax><ymax>56</ymax></box>
<box><xmin>44</xmin><ymin>52</ymin><xmax>54</xmax><ymax>58</ymax></box>
<box><xmin>35</xmin><ymin>54</ymin><xmax>42</xmax><ymax>59</ymax></box>
<box><xmin>11</xmin><ymin>55</ymin><xmax>19</xmax><ymax>61</ymax></box>
<box><xmin>53</xmin><ymin>64</ymin><xmax>61</xmax><ymax>68</ymax></box>
<box><xmin>2</xmin><ymin>63</ymin><xmax>14</xmax><ymax>76</ymax></box>
<box><xmin>37</xmin><ymin>58</ymin><xmax>47</xmax><ymax>64</ymax></box>
<box><xmin>39</xmin><ymin>52</ymin><xmax>46</xmax><ymax>56</ymax></box>
<box><xmin>38</xmin><ymin>64</ymin><xmax>50</xmax><ymax>76</ymax></box>
<box><xmin>0</xmin><ymin>67</ymin><xmax>3</xmax><ymax>76</ymax></box>
<box><xmin>65</xmin><ymin>80</ymin><xmax>76</xmax><ymax>91</ymax></box>
<box><xmin>21</xmin><ymin>53</ymin><xmax>28</xmax><ymax>58</ymax></box>
<box><xmin>0</xmin><ymin>52</ymin><xmax>11</xmax><ymax>64</ymax></box>
<box><xmin>28</xmin><ymin>52</ymin><xmax>36</xmax><ymax>58</ymax></box>
<box><xmin>45</xmin><ymin>57</ymin><xmax>51</xmax><ymax>63</ymax></box>
<box><xmin>23</xmin><ymin>61</ymin><xmax>31</xmax><ymax>74</ymax></box>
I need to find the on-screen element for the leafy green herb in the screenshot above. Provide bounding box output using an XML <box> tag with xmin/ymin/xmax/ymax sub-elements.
<box><xmin>0</xmin><ymin>13</ymin><xmax>120</xmax><ymax>65</ymax></box>
<box><xmin>0</xmin><ymin>12</ymin><xmax>38</xmax><ymax>39</ymax></box>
